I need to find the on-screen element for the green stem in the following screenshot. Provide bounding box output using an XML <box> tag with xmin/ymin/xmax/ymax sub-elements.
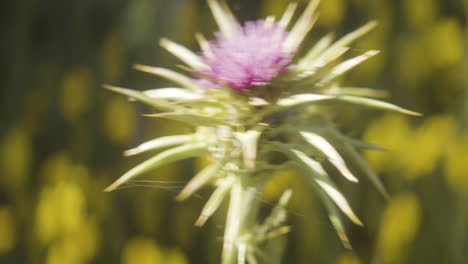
<box><xmin>222</xmin><ymin>171</ymin><xmax>260</xmax><ymax>264</ymax></box>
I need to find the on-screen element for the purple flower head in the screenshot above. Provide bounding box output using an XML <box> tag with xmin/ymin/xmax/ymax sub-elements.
<box><xmin>199</xmin><ymin>20</ymin><xmax>292</xmax><ymax>92</ymax></box>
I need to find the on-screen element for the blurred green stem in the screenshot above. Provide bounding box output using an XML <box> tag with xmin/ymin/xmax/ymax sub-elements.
<box><xmin>222</xmin><ymin>170</ymin><xmax>260</xmax><ymax>264</ymax></box>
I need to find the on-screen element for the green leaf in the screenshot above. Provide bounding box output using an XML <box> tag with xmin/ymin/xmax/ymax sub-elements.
<box><xmin>105</xmin><ymin>143</ymin><xmax>209</xmax><ymax>192</ymax></box>
<box><xmin>277</xmin><ymin>93</ymin><xmax>334</xmax><ymax>107</ymax></box>
<box><xmin>177</xmin><ymin>159</ymin><xmax>227</xmax><ymax>201</ymax></box>
<box><xmin>254</xmin><ymin>94</ymin><xmax>333</xmax><ymax>122</ymax></box>
<box><xmin>314</xmin><ymin>179</ymin><xmax>362</xmax><ymax>225</ymax></box>
<box><xmin>307</xmin><ymin>21</ymin><xmax>377</xmax><ymax>69</ymax></box>
<box><xmin>195</xmin><ymin>177</ymin><xmax>234</xmax><ymax>226</ymax></box>
<box><xmin>145</xmin><ymin>113</ymin><xmax>230</xmax><ymax>126</ymax></box>
<box><xmin>264</xmin><ymin>16</ymin><xmax>276</xmax><ymax>28</ymax></box>
<box><xmin>291</xmin><ymin>149</ymin><xmax>362</xmax><ymax>225</ymax></box>
<box><xmin>207</xmin><ymin>0</ymin><xmax>239</xmax><ymax>39</ymax></box>
<box><xmin>326</xmin><ymin>128</ymin><xmax>389</xmax><ymax>199</ymax></box>
<box><xmin>278</xmin><ymin>2</ymin><xmax>297</xmax><ymax>29</ymax></box>
<box><xmin>333</xmin><ymin>95</ymin><xmax>422</xmax><ymax>116</ymax></box>
<box><xmin>258</xmin><ymin>226</ymin><xmax>291</xmax><ymax>242</ymax></box>
<box><xmin>173</xmin><ymin>99</ymin><xmax>226</xmax><ymax>109</ymax></box>
<box><xmin>309</xmin><ymin>46</ymin><xmax>349</xmax><ymax>69</ymax></box>
<box><xmin>103</xmin><ymin>85</ymin><xmax>173</xmax><ymax>111</ymax></box>
<box><xmin>324</xmin><ymin>87</ymin><xmax>388</xmax><ymax>98</ymax></box>
<box><xmin>258</xmin><ymin>189</ymin><xmax>292</xmax><ymax>235</ymax></box>
<box><xmin>283</xmin><ymin>0</ymin><xmax>320</xmax><ymax>53</ymax></box>
<box><xmin>160</xmin><ymin>38</ymin><xmax>208</xmax><ymax>70</ymax></box>
<box><xmin>309</xmin><ymin>181</ymin><xmax>352</xmax><ymax>249</ymax></box>
<box><xmin>124</xmin><ymin>134</ymin><xmax>195</xmax><ymax>156</ymax></box>
<box><xmin>219</xmin><ymin>0</ymin><xmax>239</xmax><ymax>30</ymax></box>
<box><xmin>273</xmin><ymin>143</ymin><xmax>362</xmax><ymax>225</ymax></box>
<box><xmin>300</xmin><ymin>131</ymin><xmax>358</xmax><ymax>182</ymax></box>
<box><xmin>143</xmin><ymin>88</ymin><xmax>202</xmax><ymax>101</ymax></box>
<box><xmin>345</xmin><ymin>138</ymin><xmax>387</xmax><ymax>151</ymax></box>
<box><xmin>297</xmin><ymin>33</ymin><xmax>334</xmax><ymax>70</ymax></box>
<box><xmin>319</xmin><ymin>21</ymin><xmax>377</xmax><ymax>61</ymax></box>
<box><xmin>234</xmin><ymin>130</ymin><xmax>261</xmax><ymax>170</ymax></box>
<box><xmin>133</xmin><ymin>64</ymin><xmax>201</xmax><ymax>90</ymax></box>
<box><xmin>248</xmin><ymin>97</ymin><xmax>270</xmax><ymax>107</ymax></box>
<box><xmin>332</xmin><ymin>20</ymin><xmax>377</xmax><ymax>47</ymax></box>
<box><xmin>246</xmin><ymin>253</ymin><xmax>258</xmax><ymax>264</ymax></box>
<box><xmin>195</xmin><ymin>33</ymin><xmax>214</xmax><ymax>59</ymax></box>
<box><xmin>318</xmin><ymin>50</ymin><xmax>380</xmax><ymax>86</ymax></box>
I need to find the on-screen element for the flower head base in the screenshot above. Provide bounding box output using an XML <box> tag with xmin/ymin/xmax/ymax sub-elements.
<box><xmin>200</xmin><ymin>20</ymin><xmax>292</xmax><ymax>92</ymax></box>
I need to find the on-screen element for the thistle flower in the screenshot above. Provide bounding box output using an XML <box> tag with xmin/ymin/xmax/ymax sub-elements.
<box><xmin>198</xmin><ymin>20</ymin><xmax>292</xmax><ymax>91</ymax></box>
<box><xmin>104</xmin><ymin>0</ymin><xmax>420</xmax><ymax>263</ymax></box>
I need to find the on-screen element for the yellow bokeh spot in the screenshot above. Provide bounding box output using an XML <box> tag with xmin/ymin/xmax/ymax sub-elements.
<box><xmin>36</xmin><ymin>187</ymin><xmax>57</xmax><ymax>244</ymax></box>
<box><xmin>404</xmin><ymin>0</ymin><xmax>437</xmax><ymax>29</ymax></box>
<box><xmin>336</xmin><ymin>252</ymin><xmax>361</xmax><ymax>264</ymax></box>
<box><xmin>444</xmin><ymin>133</ymin><xmax>468</xmax><ymax>193</ymax></box>
<box><xmin>262</xmin><ymin>170</ymin><xmax>297</xmax><ymax>203</ymax></box>
<box><xmin>104</xmin><ymin>96</ymin><xmax>136</xmax><ymax>145</ymax></box>
<box><xmin>424</xmin><ymin>19</ymin><xmax>463</xmax><ymax>68</ymax></box>
<box><xmin>0</xmin><ymin>127</ymin><xmax>32</xmax><ymax>189</ymax></box>
<box><xmin>363</xmin><ymin>114</ymin><xmax>411</xmax><ymax>173</ymax></box>
<box><xmin>122</xmin><ymin>237</ymin><xmax>164</xmax><ymax>264</ymax></box>
<box><xmin>36</xmin><ymin>181</ymin><xmax>86</xmax><ymax>245</ymax></box>
<box><xmin>0</xmin><ymin>207</ymin><xmax>16</xmax><ymax>254</ymax></box>
<box><xmin>102</xmin><ymin>31</ymin><xmax>126</xmax><ymax>82</ymax></box>
<box><xmin>402</xmin><ymin>115</ymin><xmax>455</xmax><ymax>180</ymax></box>
<box><xmin>262</xmin><ymin>169</ymin><xmax>316</xmax><ymax>214</ymax></box>
<box><xmin>398</xmin><ymin>19</ymin><xmax>463</xmax><ymax>84</ymax></box>
<box><xmin>318</xmin><ymin>0</ymin><xmax>345</xmax><ymax>28</ymax></box>
<box><xmin>75</xmin><ymin>217</ymin><xmax>100</xmax><ymax>260</ymax></box>
<box><xmin>378</xmin><ymin>193</ymin><xmax>421</xmax><ymax>264</ymax></box>
<box><xmin>61</xmin><ymin>67</ymin><xmax>92</xmax><ymax>121</ymax></box>
<box><xmin>39</xmin><ymin>152</ymin><xmax>73</xmax><ymax>183</ymax></box>
<box><xmin>46</xmin><ymin>237</ymin><xmax>87</xmax><ymax>264</ymax></box>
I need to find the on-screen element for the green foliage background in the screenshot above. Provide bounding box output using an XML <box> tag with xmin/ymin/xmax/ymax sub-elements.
<box><xmin>0</xmin><ymin>0</ymin><xmax>466</xmax><ymax>263</ymax></box>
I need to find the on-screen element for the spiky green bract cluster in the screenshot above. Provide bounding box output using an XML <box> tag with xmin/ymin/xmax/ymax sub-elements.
<box><xmin>105</xmin><ymin>0</ymin><xmax>419</xmax><ymax>263</ymax></box>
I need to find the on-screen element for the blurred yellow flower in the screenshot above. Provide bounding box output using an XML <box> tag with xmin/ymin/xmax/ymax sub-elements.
<box><xmin>46</xmin><ymin>238</ymin><xmax>82</xmax><ymax>264</ymax></box>
<box><xmin>122</xmin><ymin>237</ymin><xmax>164</xmax><ymax>264</ymax></box>
<box><xmin>1</xmin><ymin>127</ymin><xmax>32</xmax><ymax>189</ymax></box>
<box><xmin>378</xmin><ymin>193</ymin><xmax>421</xmax><ymax>264</ymax></box>
<box><xmin>425</xmin><ymin>19</ymin><xmax>463</xmax><ymax>68</ymax></box>
<box><xmin>262</xmin><ymin>170</ymin><xmax>297</xmax><ymax>205</ymax></box>
<box><xmin>104</xmin><ymin>96</ymin><xmax>136</xmax><ymax>145</ymax></box>
<box><xmin>36</xmin><ymin>181</ymin><xmax>86</xmax><ymax>245</ymax></box>
<box><xmin>61</xmin><ymin>67</ymin><xmax>92</xmax><ymax>121</ymax></box>
<box><xmin>165</xmin><ymin>248</ymin><xmax>189</xmax><ymax>264</ymax></box>
<box><xmin>444</xmin><ymin>133</ymin><xmax>468</xmax><ymax>193</ymax></box>
<box><xmin>337</xmin><ymin>252</ymin><xmax>361</xmax><ymax>264</ymax></box>
<box><xmin>404</xmin><ymin>0</ymin><xmax>437</xmax><ymax>29</ymax></box>
<box><xmin>363</xmin><ymin>113</ymin><xmax>411</xmax><ymax>173</ymax></box>
<box><xmin>402</xmin><ymin>115</ymin><xmax>455</xmax><ymax>180</ymax></box>
<box><xmin>0</xmin><ymin>207</ymin><xmax>16</xmax><ymax>254</ymax></box>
